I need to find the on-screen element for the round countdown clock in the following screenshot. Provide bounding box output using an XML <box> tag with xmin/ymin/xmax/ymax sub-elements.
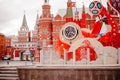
<box><xmin>62</xmin><ymin>25</ymin><xmax>78</xmax><ymax>40</ymax></box>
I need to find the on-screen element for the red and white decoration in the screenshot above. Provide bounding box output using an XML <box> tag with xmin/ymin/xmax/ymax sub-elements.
<box><xmin>109</xmin><ymin>0</ymin><xmax>120</xmax><ymax>13</ymax></box>
<box><xmin>57</xmin><ymin>1</ymin><xmax>120</xmax><ymax>64</ymax></box>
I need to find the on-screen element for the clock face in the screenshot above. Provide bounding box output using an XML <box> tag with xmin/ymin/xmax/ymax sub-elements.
<box><xmin>62</xmin><ymin>25</ymin><xmax>78</xmax><ymax>40</ymax></box>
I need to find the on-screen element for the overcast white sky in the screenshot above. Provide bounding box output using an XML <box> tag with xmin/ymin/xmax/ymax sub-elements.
<box><xmin>0</xmin><ymin>0</ymin><xmax>107</xmax><ymax>36</ymax></box>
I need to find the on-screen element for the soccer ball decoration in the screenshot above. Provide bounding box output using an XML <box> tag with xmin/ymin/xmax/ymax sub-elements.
<box><xmin>89</xmin><ymin>1</ymin><xmax>103</xmax><ymax>15</ymax></box>
<box><xmin>108</xmin><ymin>0</ymin><xmax>120</xmax><ymax>13</ymax></box>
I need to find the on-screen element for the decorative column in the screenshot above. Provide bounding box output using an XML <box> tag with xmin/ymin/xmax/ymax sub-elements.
<box><xmin>50</xmin><ymin>47</ymin><xmax>52</xmax><ymax>64</ymax></box>
<box><xmin>103</xmin><ymin>47</ymin><xmax>106</xmax><ymax>64</ymax></box>
<box><xmin>118</xmin><ymin>48</ymin><xmax>120</xmax><ymax>64</ymax></box>
<box><xmin>48</xmin><ymin>45</ymin><xmax>53</xmax><ymax>64</ymax></box>
<box><xmin>87</xmin><ymin>48</ymin><xmax>90</xmax><ymax>64</ymax></box>
<box><xmin>73</xmin><ymin>50</ymin><xmax>76</xmax><ymax>65</ymax></box>
<box><xmin>63</xmin><ymin>48</ymin><xmax>67</xmax><ymax>65</ymax></box>
<box><xmin>13</xmin><ymin>50</ymin><xmax>15</xmax><ymax>60</ymax></box>
<box><xmin>40</xmin><ymin>49</ymin><xmax>43</xmax><ymax>64</ymax></box>
<box><xmin>34</xmin><ymin>46</ymin><xmax>41</xmax><ymax>63</ymax></box>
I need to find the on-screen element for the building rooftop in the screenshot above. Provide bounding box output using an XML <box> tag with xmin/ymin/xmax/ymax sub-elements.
<box><xmin>56</xmin><ymin>7</ymin><xmax>93</xmax><ymax>19</ymax></box>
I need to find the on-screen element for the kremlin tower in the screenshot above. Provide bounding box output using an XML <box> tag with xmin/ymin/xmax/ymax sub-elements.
<box><xmin>66</xmin><ymin>0</ymin><xmax>74</xmax><ymax>22</ymax></box>
<box><xmin>18</xmin><ymin>13</ymin><xmax>30</xmax><ymax>42</ymax></box>
<box><xmin>32</xmin><ymin>13</ymin><xmax>39</xmax><ymax>42</ymax></box>
<box><xmin>38</xmin><ymin>0</ymin><xmax>53</xmax><ymax>47</ymax></box>
<box><xmin>13</xmin><ymin>13</ymin><xmax>38</xmax><ymax>60</ymax></box>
